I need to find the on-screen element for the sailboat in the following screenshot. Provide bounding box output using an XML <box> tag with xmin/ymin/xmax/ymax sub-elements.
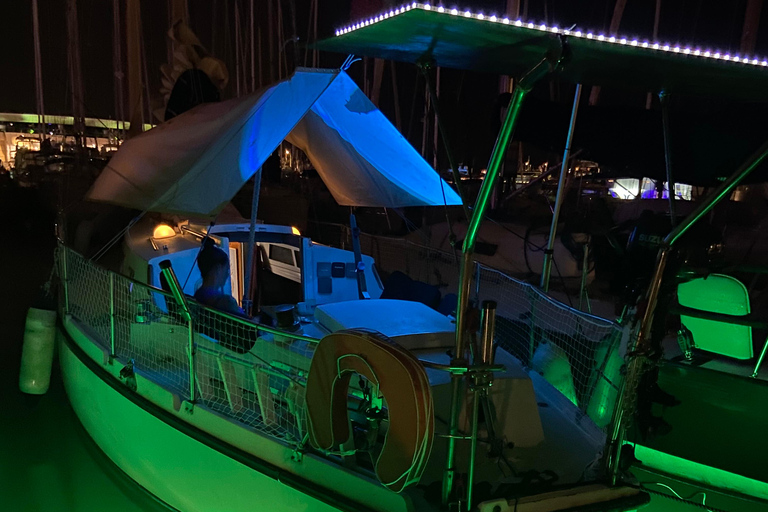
<box><xmin>51</xmin><ymin>42</ymin><xmax>648</xmax><ymax>512</ymax></box>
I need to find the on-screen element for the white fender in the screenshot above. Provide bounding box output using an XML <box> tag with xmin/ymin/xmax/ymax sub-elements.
<box><xmin>19</xmin><ymin>308</ymin><xmax>58</xmax><ymax>394</ymax></box>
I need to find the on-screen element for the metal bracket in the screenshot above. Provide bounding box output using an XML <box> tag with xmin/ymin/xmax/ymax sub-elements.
<box><xmin>467</xmin><ymin>370</ymin><xmax>494</xmax><ymax>390</ymax></box>
<box><xmin>119</xmin><ymin>360</ymin><xmax>137</xmax><ymax>392</ymax></box>
<box><xmin>182</xmin><ymin>400</ymin><xmax>195</xmax><ymax>415</ymax></box>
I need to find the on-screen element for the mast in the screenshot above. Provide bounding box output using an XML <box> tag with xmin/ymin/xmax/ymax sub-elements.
<box><xmin>113</xmin><ymin>0</ymin><xmax>126</xmax><ymax>133</ymax></box>
<box><xmin>250</xmin><ymin>0</ymin><xmax>256</xmax><ymax>92</ymax></box>
<box><xmin>267</xmin><ymin>0</ymin><xmax>275</xmax><ymax>82</ymax></box>
<box><xmin>433</xmin><ymin>67</ymin><xmax>440</xmax><ymax>171</ymax></box>
<box><xmin>66</xmin><ymin>0</ymin><xmax>85</xmax><ymax>137</ymax></box>
<box><xmin>235</xmin><ymin>0</ymin><xmax>242</xmax><ymax>97</ymax></box>
<box><xmin>312</xmin><ymin>0</ymin><xmax>318</xmax><ymax>67</ymax></box>
<box><xmin>141</xmin><ymin>19</ymin><xmax>152</xmax><ymax>126</ymax></box>
<box><xmin>277</xmin><ymin>0</ymin><xmax>285</xmax><ymax>79</ymax></box>
<box><xmin>499</xmin><ymin>0</ymin><xmax>521</xmax><ymax>94</ymax></box>
<box><xmin>645</xmin><ymin>0</ymin><xmax>662</xmax><ymax>109</ymax></box>
<box><xmin>588</xmin><ymin>0</ymin><xmax>627</xmax><ymax>105</ymax></box>
<box><xmin>126</xmin><ymin>0</ymin><xmax>144</xmax><ymax>136</ymax></box>
<box><xmin>741</xmin><ymin>0</ymin><xmax>764</xmax><ymax>55</ymax></box>
<box><xmin>286</xmin><ymin>0</ymin><xmax>299</xmax><ymax>71</ymax></box>
<box><xmin>303</xmin><ymin>0</ymin><xmax>319</xmax><ymax>67</ymax></box>
<box><xmin>32</xmin><ymin>0</ymin><xmax>45</xmax><ymax>138</ymax></box>
<box><xmin>390</xmin><ymin>63</ymin><xmax>401</xmax><ymax>130</ymax></box>
<box><xmin>258</xmin><ymin>26</ymin><xmax>263</xmax><ymax>88</ymax></box>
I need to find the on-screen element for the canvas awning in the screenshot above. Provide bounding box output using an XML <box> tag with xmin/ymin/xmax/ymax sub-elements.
<box><xmin>87</xmin><ymin>69</ymin><xmax>461</xmax><ymax>216</ymax></box>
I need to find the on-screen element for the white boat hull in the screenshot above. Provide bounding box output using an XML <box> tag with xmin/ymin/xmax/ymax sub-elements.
<box><xmin>58</xmin><ymin>318</ymin><xmax>407</xmax><ymax>512</ymax></box>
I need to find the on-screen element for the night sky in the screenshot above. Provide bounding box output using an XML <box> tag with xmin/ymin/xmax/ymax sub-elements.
<box><xmin>2</xmin><ymin>1</ymin><xmax>767</xmax><ymax>119</ymax></box>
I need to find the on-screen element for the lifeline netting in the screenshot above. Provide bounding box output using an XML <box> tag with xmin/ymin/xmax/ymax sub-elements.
<box><xmin>61</xmin><ymin>246</ymin><xmax>317</xmax><ymax>446</ymax></box>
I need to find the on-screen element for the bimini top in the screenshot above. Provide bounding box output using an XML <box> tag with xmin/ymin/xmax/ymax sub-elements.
<box><xmin>87</xmin><ymin>68</ymin><xmax>461</xmax><ymax>216</ymax></box>
<box><xmin>316</xmin><ymin>3</ymin><xmax>768</xmax><ymax>101</ymax></box>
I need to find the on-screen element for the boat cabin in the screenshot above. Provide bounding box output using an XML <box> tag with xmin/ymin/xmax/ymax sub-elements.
<box><xmin>122</xmin><ymin>216</ymin><xmax>384</xmax><ymax>320</ymax></box>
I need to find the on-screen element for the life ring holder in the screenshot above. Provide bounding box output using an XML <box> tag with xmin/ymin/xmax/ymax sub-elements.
<box><xmin>306</xmin><ymin>329</ymin><xmax>434</xmax><ymax>493</ymax></box>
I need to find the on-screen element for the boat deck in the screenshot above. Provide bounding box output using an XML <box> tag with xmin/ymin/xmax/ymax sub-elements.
<box><xmin>629</xmin><ymin>356</ymin><xmax>768</xmax><ymax>485</ymax></box>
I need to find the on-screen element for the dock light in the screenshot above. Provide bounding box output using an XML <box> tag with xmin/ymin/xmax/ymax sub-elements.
<box><xmin>153</xmin><ymin>224</ymin><xmax>176</xmax><ymax>239</ymax></box>
<box><xmin>291</xmin><ymin>226</ymin><xmax>301</xmax><ymax>236</ymax></box>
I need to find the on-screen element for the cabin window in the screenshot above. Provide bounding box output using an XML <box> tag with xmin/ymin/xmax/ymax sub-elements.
<box><xmin>270</xmin><ymin>244</ymin><xmax>295</xmax><ymax>266</ymax></box>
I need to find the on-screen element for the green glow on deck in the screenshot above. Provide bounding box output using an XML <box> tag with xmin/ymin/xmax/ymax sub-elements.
<box><xmin>632</xmin><ymin>443</ymin><xmax>768</xmax><ymax>501</ymax></box>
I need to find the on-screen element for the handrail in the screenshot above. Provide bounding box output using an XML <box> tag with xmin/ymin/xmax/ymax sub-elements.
<box><xmin>60</xmin><ymin>245</ymin><xmax>320</xmax><ymax>346</ymax></box>
<box><xmin>204</xmin><ymin>307</ymin><xmax>321</xmax><ymax>344</ymax></box>
<box><xmin>418</xmin><ymin>359</ymin><xmax>505</xmax><ymax>375</ymax></box>
<box><xmin>195</xmin><ymin>344</ymin><xmax>310</xmax><ymax>381</ymax></box>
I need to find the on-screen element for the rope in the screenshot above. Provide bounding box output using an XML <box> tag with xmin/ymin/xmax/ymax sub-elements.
<box><xmin>181</xmin><ymin>216</ymin><xmax>221</xmax><ymax>291</ymax></box>
<box><xmin>641</xmin><ymin>482</ymin><xmax>720</xmax><ymax>512</ymax></box>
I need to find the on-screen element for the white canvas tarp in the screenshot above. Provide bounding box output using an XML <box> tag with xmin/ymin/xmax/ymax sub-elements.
<box><xmin>87</xmin><ymin>69</ymin><xmax>461</xmax><ymax>216</ymax></box>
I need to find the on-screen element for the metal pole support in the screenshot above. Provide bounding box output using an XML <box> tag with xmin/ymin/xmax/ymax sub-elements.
<box><xmin>445</xmin><ymin>53</ymin><xmax>558</xmax><ymax>508</ymax></box>
<box><xmin>479</xmin><ymin>301</ymin><xmax>497</xmax><ymax>365</ymax></box>
<box><xmin>61</xmin><ymin>246</ymin><xmax>70</xmax><ymax>315</ymax></box>
<box><xmin>421</xmin><ymin>64</ymin><xmax>471</xmax><ymax>221</ymax></box>
<box><xmin>109</xmin><ymin>272</ymin><xmax>116</xmax><ymax>357</ymax></box>
<box><xmin>579</xmin><ymin>241</ymin><xmax>591</xmax><ymax>313</ymax></box>
<box><xmin>541</xmin><ymin>83</ymin><xmax>583</xmax><ymax>291</ymax></box>
<box><xmin>659</xmin><ymin>91</ymin><xmax>677</xmax><ymax>226</ymax></box>
<box><xmin>474</xmin><ymin>261</ymin><xmax>481</xmax><ymax>307</ymax></box>
<box><xmin>159</xmin><ymin>260</ymin><xmax>195</xmax><ymax>402</ymax></box>
<box><xmin>188</xmin><ymin>317</ymin><xmax>195</xmax><ymax>402</ymax></box>
<box><xmin>466</xmin><ymin>301</ymin><xmax>497</xmax><ymax>509</ymax></box>
<box><xmin>243</xmin><ymin>167</ymin><xmax>262</xmax><ymax>315</ymax></box>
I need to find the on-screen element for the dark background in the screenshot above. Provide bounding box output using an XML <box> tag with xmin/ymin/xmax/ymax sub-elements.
<box><xmin>3</xmin><ymin>1</ymin><xmax>767</xmax><ymax>118</ymax></box>
<box><xmin>2</xmin><ymin>1</ymin><xmax>768</xmax><ymax>179</ymax></box>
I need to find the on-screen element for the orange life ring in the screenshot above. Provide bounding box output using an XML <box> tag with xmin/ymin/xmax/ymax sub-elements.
<box><xmin>306</xmin><ymin>329</ymin><xmax>434</xmax><ymax>493</ymax></box>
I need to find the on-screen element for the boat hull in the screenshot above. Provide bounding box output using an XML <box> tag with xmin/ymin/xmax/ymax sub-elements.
<box><xmin>57</xmin><ymin>320</ymin><xmax>393</xmax><ymax>512</ymax></box>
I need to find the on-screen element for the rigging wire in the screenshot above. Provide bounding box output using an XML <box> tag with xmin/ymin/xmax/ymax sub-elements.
<box><xmin>90</xmin><ymin>212</ymin><xmax>146</xmax><ymax>262</ymax></box>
